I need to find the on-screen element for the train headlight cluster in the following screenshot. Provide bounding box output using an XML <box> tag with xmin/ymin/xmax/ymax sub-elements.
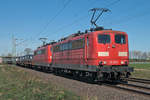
<box><xmin>121</xmin><ymin>61</ymin><xmax>128</xmax><ymax>65</ymax></box>
<box><xmin>99</xmin><ymin>61</ymin><xmax>107</xmax><ymax>66</ymax></box>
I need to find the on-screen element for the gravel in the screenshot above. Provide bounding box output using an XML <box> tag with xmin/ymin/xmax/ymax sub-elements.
<box><xmin>14</xmin><ymin>65</ymin><xmax>150</xmax><ymax>100</ymax></box>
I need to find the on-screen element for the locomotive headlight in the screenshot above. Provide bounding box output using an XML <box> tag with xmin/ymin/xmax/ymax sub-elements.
<box><xmin>121</xmin><ymin>61</ymin><xmax>124</xmax><ymax>64</ymax></box>
<box><xmin>50</xmin><ymin>56</ymin><xmax>52</xmax><ymax>59</ymax></box>
<box><xmin>103</xmin><ymin>61</ymin><xmax>107</xmax><ymax>64</ymax></box>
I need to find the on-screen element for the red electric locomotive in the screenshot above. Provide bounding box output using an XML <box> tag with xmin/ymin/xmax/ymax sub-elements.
<box><xmin>52</xmin><ymin>28</ymin><xmax>133</xmax><ymax>81</ymax></box>
<box><xmin>32</xmin><ymin>43</ymin><xmax>54</xmax><ymax>70</ymax></box>
<box><xmin>51</xmin><ymin>8</ymin><xmax>133</xmax><ymax>81</ymax></box>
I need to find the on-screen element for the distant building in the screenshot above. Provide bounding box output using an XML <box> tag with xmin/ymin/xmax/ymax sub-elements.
<box><xmin>2</xmin><ymin>56</ymin><xmax>14</xmax><ymax>64</ymax></box>
<box><xmin>0</xmin><ymin>57</ymin><xmax>2</xmax><ymax>64</ymax></box>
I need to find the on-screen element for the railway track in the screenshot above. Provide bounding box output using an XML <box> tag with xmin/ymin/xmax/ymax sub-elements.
<box><xmin>103</xmin><ymin>83</ymin><xmax>150</xmax><ymax>97</ymax></box>
<box><xmin>128</xmin><ymin>78</ymin><xmax>150</xmax><ymax>84</ymax></box>
<box><xmin>118</xmin><ymin>81</ymin><xmax>150</xmax><ymax>90</ymax></box>
<box><xmin>102</xmin><ymin>80</ymin><xmax>150</xmax><ymax>97</ymax></box>
<box><xmin>53</xmin><ymin>73</ymin><xmax>150</xmax><ymax>97</ymax></box>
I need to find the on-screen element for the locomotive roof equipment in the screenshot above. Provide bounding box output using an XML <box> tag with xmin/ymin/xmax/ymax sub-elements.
<box><xmin>90</xmin><ymin>8</ymin><xmax>111</xmax><ymax>28</ymax></box>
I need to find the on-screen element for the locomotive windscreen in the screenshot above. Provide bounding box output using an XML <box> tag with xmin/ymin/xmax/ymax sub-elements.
<box><xmin>115</xmin><ymin>34</ymin><xmax>126</xmax><ymax>44</ymax></box>
<box><xmin>98</xmin><ymin>34</ymin><xmax>110</xmax><ymax>44</ymax></box>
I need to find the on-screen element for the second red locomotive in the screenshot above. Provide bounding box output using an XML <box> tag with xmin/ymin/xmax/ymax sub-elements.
<box><xmin>32</xmin><ymin>42</ymin><xmax>55</xmax><ymax>71</ymax></box>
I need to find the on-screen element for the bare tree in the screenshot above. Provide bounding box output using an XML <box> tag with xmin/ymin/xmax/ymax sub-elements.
<box><xmin>129</xmin><ymin>51</ymin><xmax>132</xmax><ymax>59</ymax></box>
<box><xmin>137</xmin><ymin>51</ymin><xmax>142</xmax><ymax>59</ymax></box>
<box><xmin>7</xmin><ymin>53</ymin><xmax>12</xmax><ymax>57</ymax></box>
<box><xmin>147</xmin><ymin>52</ymin><xmax>150</xmax><ymax>59</ymax></box>
<box><xmin>133</xmin><ymin>51</ymin><xmax>138</xmax><ymax>59</ymax></box>
<box><xmin>142</xmin><ymin>52</ymin><xmax>148</xmax><ymax>60</ymax></box>
<box><xmin>130</xmin><ymin>51</ymin><xmax>150</xmax><ymax>60</ymax></box>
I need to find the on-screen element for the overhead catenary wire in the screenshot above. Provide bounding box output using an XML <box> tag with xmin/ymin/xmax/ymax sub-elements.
<box><xmin>28</xmin><ymin>0</ymin><xmax>72</xmax><ymax>43</ymax></box>
<box><xmin>107</xmin><ymin>10</ymin><xmax>150</xmax><ymax>27</ymax></box>
<box><xmin>106</xmin><ymin>0</ymin><xmax>121</xmax><ymax>8</ymax></box>
<box><xmin>36</xmin><ymin>0</ymin><xmax>72</xmax><ymax>37</ymax></box>
<box><xmin>51</xmin><ymin>0</ymin><xmax>120</xmax><ymax>34</ymax></box>
<box><xmin>22</xmin><ymin>0</ymin><xmax>72</xmax><ymax>49</ymax></box>
<box><xmin>22</xmin><ymin>0</ymin><xmax>120</xmax><ymax>44</ymax></box>
<box><xmin>103</xmin><ymin>1</ymin><xmax>150</xmax><ymax>27</ymax></box>
<box><xmin>42</xmin><ymin>0</ymin><xmax>102</xmax><ymax>37</ymax></box>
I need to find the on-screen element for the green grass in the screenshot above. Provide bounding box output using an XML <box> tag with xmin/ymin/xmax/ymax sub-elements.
<box><xmin>0</xmin><ymin>64</ymin><xmax>80</xmax><ymax>100</ymax></box>
<box><xmin>129</xmin><ymin>63</ymin><xmax>150</xmax><ymax>70</ymax></box>
<box><xmin>131</xmin><ymin>70</ymin><xmax>150</xmax><ymax>79</ymax></box>
<box><xmin>129</xmin><ymin>64</ymin><xmax>150</xmax><ymax>79</ymax></box>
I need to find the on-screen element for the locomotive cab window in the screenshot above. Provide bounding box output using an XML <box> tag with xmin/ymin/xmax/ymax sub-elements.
<box><xmin>115</xmin><ymin>34</ymin><xmax>126</xmax><ymax>44</ymax></box>
<box><xmin>98</xmin><ymin>34</ymin><xmax>110</xmax><ymax>44</ymax></box>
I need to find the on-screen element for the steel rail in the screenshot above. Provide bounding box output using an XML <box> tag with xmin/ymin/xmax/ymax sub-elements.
<box><xmin>129</xmin><ymin>78</ymin><xmax>150</xmax><ymax>82</ymax></box>
<box><xmin>103</xmin><ymin>83</ymin><xmax>150</xmax><ymax>97</ymax></box>
<box><xmin>128</xmin><ymin>78</ymin><xmax>150</xmax><ymax>84</ymax></box>
<box><xmin>118</xmin><ymin>82</ymin><xmax>150</xmax><ymax>90</ymax></box>
<box><xmin>128</xmin><ymin>79</ymin><xmax>150</xmax><ymax>84</ymax></box>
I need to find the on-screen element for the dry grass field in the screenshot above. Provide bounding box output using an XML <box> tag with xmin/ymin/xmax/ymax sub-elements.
<box><xmin>0</xmin><ymin>64</ymin><xmax>80</xmax><ymax>100</ymax></box>
<box><xmin>130</xmin><ymin>64</ymin><xmax>150</xmax><ymax>79</ymax></box>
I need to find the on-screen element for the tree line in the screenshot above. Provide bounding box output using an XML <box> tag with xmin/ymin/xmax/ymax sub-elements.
<box><xmin>129</xmin><ymin>51</ymin><xmax>150</xmax><ymax>61</ymax></box>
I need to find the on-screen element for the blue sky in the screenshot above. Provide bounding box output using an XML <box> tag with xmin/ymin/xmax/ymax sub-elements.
<box><xmin>0</xmin><ymin>0</ymin><xmax>150</xmax><ymax>56</ymax></box>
